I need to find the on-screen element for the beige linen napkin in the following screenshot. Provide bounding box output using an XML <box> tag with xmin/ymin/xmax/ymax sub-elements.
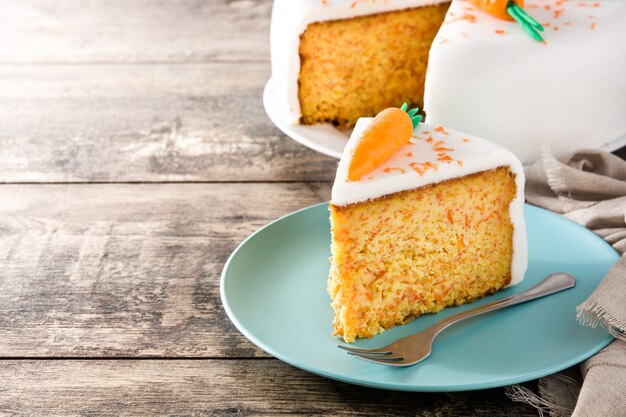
<box><xmin>506</xmin><ymin>149</ymin><xmax>626</xmax><ymax>417</ymax></box>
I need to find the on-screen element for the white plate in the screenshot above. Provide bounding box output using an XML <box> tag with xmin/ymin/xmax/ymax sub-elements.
<box><xmin>263</xmin><ymin>77</ymin><xmax>347</xmax><ymax>159</ymax></box>
<box><xmin>263</xmin><ymin>77</ymin><xmax>626</xmax><ymax>160</ymax></box>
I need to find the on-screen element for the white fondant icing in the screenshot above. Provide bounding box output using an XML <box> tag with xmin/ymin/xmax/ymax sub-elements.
<box><xmin>331</xmin><ymin>118</ymin><xmax>528</xmax><ymax>284</ymax></box>
<box><xmin>424</xmin><ymin>0</ymin><xmax>626</xmax><ymax>163</ymax></box>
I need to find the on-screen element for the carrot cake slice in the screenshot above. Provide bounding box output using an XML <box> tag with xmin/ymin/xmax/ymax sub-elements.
<box><xmin>328</xmin><ymin>107</ymin><xmax>527</xmax><ymax>342</ymax></box>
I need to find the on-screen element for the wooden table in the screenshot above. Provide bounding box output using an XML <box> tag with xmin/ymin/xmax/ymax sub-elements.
<box><xmin>2</xmin><ymin>1</ymin><xmax>623</xmax><ymax>415</ymax></box>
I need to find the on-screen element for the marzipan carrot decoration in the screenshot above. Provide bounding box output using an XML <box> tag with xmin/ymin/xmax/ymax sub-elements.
<box><xmin>348</xmin><ymin>103</ymin><xmax>421</xmax><ymax>181</ymax></box>
<box><xmin>470</xmin><ymin>0</ymin><xmax>544</xmax><ymax>41</ymax></box>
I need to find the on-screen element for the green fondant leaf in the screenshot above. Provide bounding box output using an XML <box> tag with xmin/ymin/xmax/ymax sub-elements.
<box><xmin>507</xmin><ymin>2</ymin><xmax>544</xmax><ymax>41</ymax></box>
<box><xmin>411</xmin><ymin>115</ymin><xmax>422</xmax><ymax>129</ymax></box>
<box><xmin>510</xmin><ymin>3</ymin><xmax>544</xmax><ymax>31</ymax></box>
<box><xmin>400</xmin><ymin>102</ymin><xmax>408</xmax><ymax>112</ymax></box>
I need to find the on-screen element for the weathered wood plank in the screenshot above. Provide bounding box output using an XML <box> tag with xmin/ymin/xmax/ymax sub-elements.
<box><xmin>0</xmin><ymin>0</ymin><xmax>271</xmax><ymax>63</ymax></box>
<box><xmin>0</xmin><ymin>63</ymin><xmax>337</xmax><ymax>182</ymax></box>
<box><xmin>0</xmin><ymin>359</ymin><xmax>537</xmax><ymax>416</ymax></box>
<box><xmin>0</xmin><ymin>182</ymin><xmax>331</xmax><ymax>357</ymax></box>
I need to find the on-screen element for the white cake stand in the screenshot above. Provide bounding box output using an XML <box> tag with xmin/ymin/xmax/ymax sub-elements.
<box><xmin>263</xmin><ymin>77</ymin><xmax>626</xmax><ymax>161</ymax></box>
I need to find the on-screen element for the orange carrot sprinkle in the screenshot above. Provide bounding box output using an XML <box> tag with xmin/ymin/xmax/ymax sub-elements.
<box><xmin>435</xmin><ymin>126</ymin><xmax>449</xmax><ymax>135</ymax></box>
<box><xmin>434</xmin><ymin>140</ymin><xmax>445</xmax><ymax>146</ymax></box>
<box><xmin>590</xmin><ymin>22</ymin><xmax>596</xmax><ymax>29</ymax></box>
<box><xmin>462</xmin><ymin>138</ymin><xmax>471</xmax><ymax>142</ymax></box>
<box><xmin>457</xmin><ymin>160</ymin><xmax>463</xmax><ymax>167</ymax></box>
<box><xmin>554</xmin><ymin>9</ymin><xmax>563</xmax><ymax>18</ymax></box>
<box><xmin>462</xmin><ymin>13</ymin><xmax>477</xmax><ymax>23</ymax></box>
<box><xmin>410</xmin><ymin>166</ymin><xmax>425</xmax><ymax>176</ymax></box>
<box><xmin>383</xmin><ymin>167</ymin><xmax>406</xmax><ymax>174</ymax></box>
<box><xmin>406</xmin><ymin>152</ymin><xmax>413</xmax><ymax>157</ymax></box>
<box><xmin>437</xmin><ymin>155</ymin><xmax>454</xmax><ymax>162</ymax></box>
<box><xmin>434</xmin><ymin>146</ymin><xmax>455</xmax><ymax>152</ymax></box>
<box><xmin>422</xmin><ymin>131</ymin><xmax>431</xmax><ymax>134</ymax></box>
<box><xmin>494</xmin><ymin>29</ymin><xmax>506</xmax><ymax>35</ymax></box>
<box><xmin>426</xmin><ymin>136</ymin><xmax>434</xmax><ymax>143</ymax></box>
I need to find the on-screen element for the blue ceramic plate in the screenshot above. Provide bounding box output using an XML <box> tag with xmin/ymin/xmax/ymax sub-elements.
<box><xmin>221</xmin><ymin>203</ymin><xmax>617</xmax><ymax>392</ymax></box>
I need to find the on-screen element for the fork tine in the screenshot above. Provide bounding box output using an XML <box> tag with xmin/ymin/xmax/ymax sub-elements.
<box><xmin>346</xmin><ymin>351</ymin><xmax>403</xmax><ymax>360</ymax></box>
<box><xmin>337</xmin><ymin>345</ymin><xmax>392</xmax><ymax>355</ymax></box>
<box><xmin>350</xmin><ymin>354</ymin><xmax>406</xmax><ymax>365</ymax></box>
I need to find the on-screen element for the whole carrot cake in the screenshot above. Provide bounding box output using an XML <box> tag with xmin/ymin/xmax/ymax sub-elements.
<box><xmin>269</xmin><ymin>0</ymin><xmax>626</xmax><ymax>163</ymax></box>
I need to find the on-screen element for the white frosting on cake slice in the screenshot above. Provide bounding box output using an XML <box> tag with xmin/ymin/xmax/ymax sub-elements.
<box><xmin>425</xmin><ymin>0</ymin><xmax>626</xmax><ymax>163</ymax></box>
<box><xmin>332</xmin><ymin>118</ymin><xmax>528</xmax><ymax>284</ymax></box>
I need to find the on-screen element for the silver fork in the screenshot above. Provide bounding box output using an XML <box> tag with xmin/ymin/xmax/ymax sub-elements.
<box><xmin>338</xmin><ymin>273</ymin><xmax>576</xmax><ymax>367</ymax></box>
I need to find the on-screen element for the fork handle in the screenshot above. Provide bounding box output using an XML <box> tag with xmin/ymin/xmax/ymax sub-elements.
<box><xmin>432</xmin><ymin>273</ymin><xmax>576</xmax><ymax>334</ymax></box>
